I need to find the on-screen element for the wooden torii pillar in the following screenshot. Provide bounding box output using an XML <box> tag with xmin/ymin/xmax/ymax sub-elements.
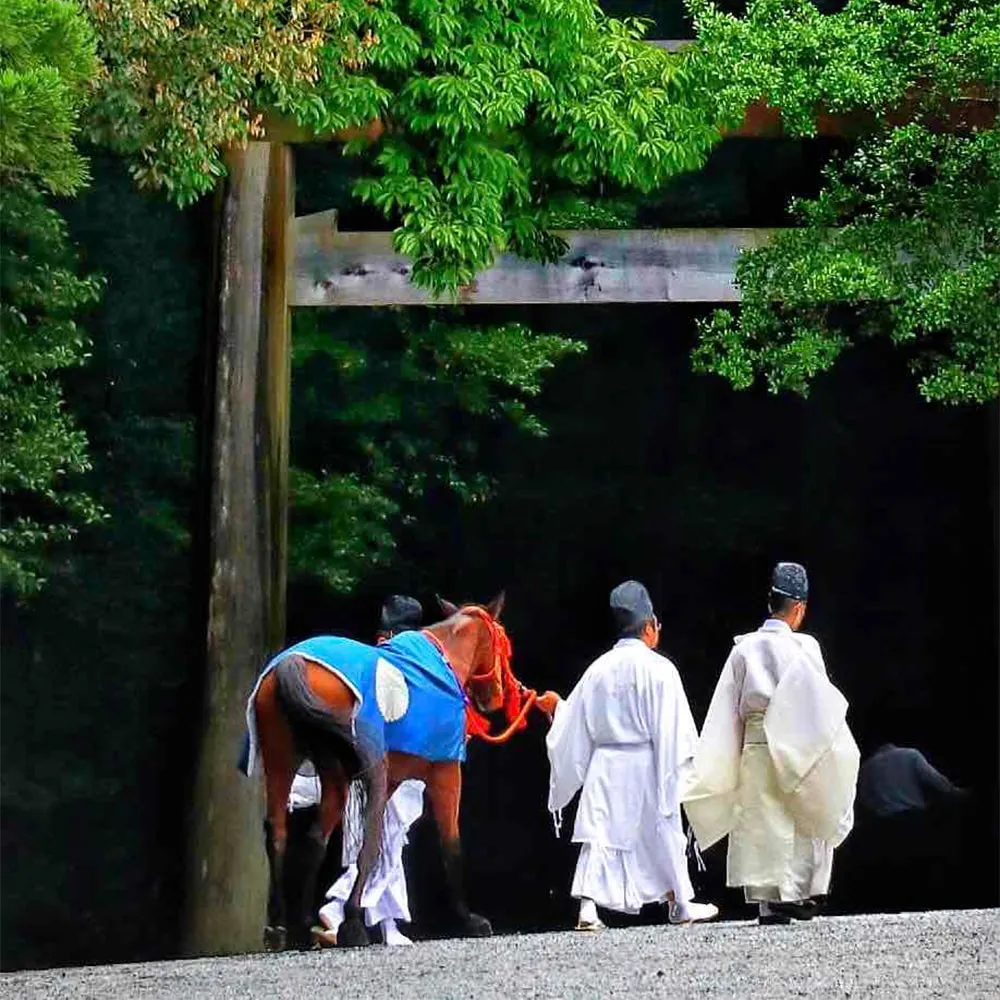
<box><xmin>183</xmin><ymin>141</ymin><xmax>293</xmax><ymax>956</ymax></box>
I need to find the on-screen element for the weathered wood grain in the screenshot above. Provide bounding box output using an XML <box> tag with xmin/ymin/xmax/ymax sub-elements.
<box><xmin>292</xmin><ymin>215</ymin><xmax>775</xmax><ymax>306</ymax></box>
<box><xmin>263</xmin><ymin>144</ymin><xmax>293</xmax><ymax>647</ymax></box>
<box><xmin>183</xmin><ymin>141</ymin><xmax>292</xmax><ymax>958</ymax></box>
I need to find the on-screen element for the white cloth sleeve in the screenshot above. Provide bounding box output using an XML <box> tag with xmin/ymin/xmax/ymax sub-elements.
<box><xmin>645</xmin><ymin>660</ymin><xmax>698</xmax><ymax>823</ymax></box>
<box><xmin>546</xmin><ymin>685</ymin><xmax>594</xmax><ymax>830</ymax></box>
<box><xmin>680</xmin><ymin>652</ymin><xmax>743</xmax><ymax>850</ymax></box>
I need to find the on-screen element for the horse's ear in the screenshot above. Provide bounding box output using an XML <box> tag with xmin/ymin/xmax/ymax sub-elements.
<box><xmin>437</xmin><ymin>595</ymin><xmax>460</xmax><ymax>618</ymax></box>
<box><xmin>487</xmin><ymin>590</ymin><xmax>506</xmax><ymax>620</ymax></box>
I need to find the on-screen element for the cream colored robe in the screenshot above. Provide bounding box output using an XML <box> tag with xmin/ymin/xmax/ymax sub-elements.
<box><xmin>682</xmin><ymin>619</ymin><xmax>859</xmax><ymax>902</ymax></box>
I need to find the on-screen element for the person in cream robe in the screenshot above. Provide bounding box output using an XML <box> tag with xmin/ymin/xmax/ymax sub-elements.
<box><xmin>682</xmin><ymin>562</ymin><xmax>859</xmax><ymax>924</ymax></box>
<box><xmin>314</xmin><ymin>778</ymin><xmax>425</xmax><ymax>946</ymax></box>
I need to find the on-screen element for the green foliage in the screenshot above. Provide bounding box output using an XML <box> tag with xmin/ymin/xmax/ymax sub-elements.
<box><xmin>689</xmin><ymin>0</ymin><xmax>1000</xmax><ymax>133</ymax></box>
<box><xmin>289</xmin><ymin>469</ymin><xmax>399</xmax><ymax>593</ymax></box>
<box><xmin>349</xmin><ymin>1</ymin><xmax>720</xmax><ymax>292</ymax></box>
<box><xmin>0</xmin><ymin>0</ymin><xmax>98</xmax><ymax>194</ymax></box>
<box><xmin>289</xmin><ymin>310</ymin><xmax>585</xmax><ymax>591</ymax></box>
<box><xmin>688</xmin><ymin>0</ymin><xmax>1000</xmax><ymax>403</ymax></box>
<box><xmin>0</xmin><ymin>186</ymin><xmax>106</xmax><ymax>594</ymax></box>
<box><xmin>1</xmin><ymin>153</ymin><xmax>209</xmax><ymax>969</ymax></box>
<box><xmin>85</xmin><ymin>0</ymin><xmax>387</xmax><ymax>204</ymax></box>
<box><xmin>86</xmin><ymin>1</ymin><xmax>719</xmax><ymax>288</ymax></box>
<box><xmin>0</xmin><ymin>0</ymin><xmax>104</xmax><ymax>594</ymax></box>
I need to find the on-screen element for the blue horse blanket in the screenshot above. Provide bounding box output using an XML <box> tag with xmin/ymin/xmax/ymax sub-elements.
<box><xmin>243</xmin><ymin>631</ymin><xmax>467</xmax><ymax>776</ymax></box>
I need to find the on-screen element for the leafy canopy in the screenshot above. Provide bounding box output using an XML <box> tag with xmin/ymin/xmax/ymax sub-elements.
<box><xmin>0</xmin><ymin>0</ymin><xmax>105</xmax><ymax>595</ymax></box>
<box><xmin>86</xmin><ymin>0</ymin><xmax>720</xmax><ymax>292</ymax></box>
<box><xmin>289</xmin><ymin>309</ymin><xmax>585</xmax><ymax>592</ymax></box>
<box><xmin>688</xmin><ymin>0</ymin><xmax>1000</xmax><ymax>404</ymax></box>
<box><xmin>84</xmin><ymin>0</ymin><xmax>385</xmax><ymax>201</ymax></box>
<box><xmin>0</xmin><ymin>0</ymin><xmax>97</xmax><ymax>193</ymax></box>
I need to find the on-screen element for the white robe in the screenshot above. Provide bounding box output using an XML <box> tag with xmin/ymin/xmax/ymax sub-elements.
<box><xmin>319</xmin><ymin>780</ymin><xmax>425</xmax><ymax>928</ymax></box>
<box><xmin>547</xmin><ymin>638</ymin><xmax>699</xmax><ymax>914</ymax></box>
<box><xmin>287</xmin><ymin>766</ymin><xmax>425</xmax><ymax>927</ymax></box>
<box><xmin>289</xmin><ymin>762</ymin><xmax>321</xmax><ymax>811</ymax></box>
<box><xmin>682</xmin><ymin>619</ymin><xmax>859</xmax><ymax>902</ymax></box>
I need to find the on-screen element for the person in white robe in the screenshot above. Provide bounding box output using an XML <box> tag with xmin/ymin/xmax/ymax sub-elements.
<box><xmin>539</xmin><ymin>580</ymin><xmax>719</xmax><ymax>930</ymax></box>
<box><xmin>315</xmin><ymin>779</ymin><xmax>426</xmax><ymax>946</ymax></box>
<box><xmin>287</xmin><ymin>769</ymin><xmax>425</xmax><ymax>946</ymax></box>
<box><xmin>682</xmin><ymin>562</ymin><xmax>860</xmax><ymax>925</ymax></box>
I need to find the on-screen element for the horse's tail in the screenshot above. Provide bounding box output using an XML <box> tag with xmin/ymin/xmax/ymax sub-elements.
<box><xmin>272</xmin><ymin>657</ymin><xmax>384</xmax><ymax>852</ymax></box>
<box><xmin>272</xmin><ymin>656</ymin><xmax>363</xmax><ymax>777</ymax></box>
<box><xmin>273</xmin><ymin>656</ymin><xmax>387</xmax><ymax>915</ymax></box>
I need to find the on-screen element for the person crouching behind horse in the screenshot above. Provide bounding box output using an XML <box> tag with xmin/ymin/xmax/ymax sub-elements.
<box><xmin>288</xmin><ymin>595</ymin><xmax>428</xmax><ymax>947</ymax></box>
<box><xmin>538</xmin><ymin>581</ymin><xmax>719</xmax><ymax>930</ymax></box>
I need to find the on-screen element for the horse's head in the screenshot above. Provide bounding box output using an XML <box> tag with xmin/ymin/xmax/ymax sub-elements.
<box><xmin>437</xmin><ymin>592</ymin><xmax>511</xmax><ymax>716</ymax></box>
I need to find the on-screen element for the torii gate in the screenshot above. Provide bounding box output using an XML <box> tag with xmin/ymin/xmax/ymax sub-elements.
<box><xmin>180</xmin><ymin>42</ymin><xmax>995</xmax><ymax>955</ymax></box>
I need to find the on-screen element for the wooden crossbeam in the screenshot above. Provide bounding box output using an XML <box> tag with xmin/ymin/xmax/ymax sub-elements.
<box><xmin>292</xmin><ymin>210</ymin><xmax>774</xmax><ymax>306</ymax></box>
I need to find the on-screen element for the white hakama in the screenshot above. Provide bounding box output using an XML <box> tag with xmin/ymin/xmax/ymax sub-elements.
<box><xmin>547</xmin><ymin>638</ymin><xmax>698</xmax><ymax>914</ymax></box>
<box><xmin>318</xmin><ymin>779</ymin><xmax>425</xmax><ymax>930</ymax></box>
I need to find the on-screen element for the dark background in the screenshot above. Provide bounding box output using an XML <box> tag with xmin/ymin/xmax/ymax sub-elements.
<box><xmin>287</xmin><ymin>304</ymin><xmax>999</xmax><ymax>936</ymax></box>
<box><xmin>1</xmin><ymin>0</ymin><xmax>997</xmax><ymax>966</ymax></box>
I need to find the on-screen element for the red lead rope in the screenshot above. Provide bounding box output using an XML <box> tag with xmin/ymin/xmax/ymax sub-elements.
<box><xmin>468</xmin><ymin>687</ymin><xmax>538</xmax><ymax>744</ymax></box>
<box><xmin>423</xmin><ymin>612</ymin><xmax>537</xmax><ymax>745</ymax></box>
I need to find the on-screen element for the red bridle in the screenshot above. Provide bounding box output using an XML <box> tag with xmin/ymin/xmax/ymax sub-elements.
<box><xmin>425</xmin><ymin>606</ymin><xmax>537</xmax><ymax>744</ymax></box>
<box><xmin>463</xmin><ymin>606</ymin><xmax>509</xmax><ymax>685</ymax></box>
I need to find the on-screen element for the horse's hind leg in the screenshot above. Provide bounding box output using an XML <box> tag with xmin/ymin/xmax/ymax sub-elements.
<box><xmin>256</xmin><ymin>674</ymin><xmax>297</xmax><ymax>951</ymax></box>
<box><xmin>263</xmin><ymin>809</ymin><xmax>291</xmax><ymax>951</ymax></box>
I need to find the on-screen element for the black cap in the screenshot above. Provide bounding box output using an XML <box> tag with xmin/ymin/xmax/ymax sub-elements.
<box><xmin>770</xmin><ymin>562</ymin><xmax>808</xmax><ymax>601</ymax></box>
<box><xmin>610</xmin><ymin>580</ymin><xmax>656</xmax><ymax>631</ymax></box>
<box><xmin>380</xmin><ymin>595</ymin><xmax>423</xmax><ymax>634</ymax></box>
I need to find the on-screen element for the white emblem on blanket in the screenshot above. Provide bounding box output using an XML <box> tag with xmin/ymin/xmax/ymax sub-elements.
<box><xmin>375</xmin><ymin>658</ymin><xmax>409</xmax><ymax>722</ymax></box>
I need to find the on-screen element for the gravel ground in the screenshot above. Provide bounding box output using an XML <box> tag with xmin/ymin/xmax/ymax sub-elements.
<box><xmin>3</xmin><ymin>910</ymin><xmax>997</xmax><ymax>1000</ymax></box>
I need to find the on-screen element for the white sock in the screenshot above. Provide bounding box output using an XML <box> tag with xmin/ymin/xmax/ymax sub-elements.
<box><xmin>578</xmin><ymin>898</ymin><xmax>599</xmax><ymax>925</ymax></box>
<box><xmin>381</xmin><ymin>919</ymin><xmax>412</xmax><ymax>946</ymax></box>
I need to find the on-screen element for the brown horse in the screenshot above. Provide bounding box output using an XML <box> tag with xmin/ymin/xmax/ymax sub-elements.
<box><xmin>251</xmin><ymin>592</ymin><xmax>523</xmax><ymax>949</ymax></box>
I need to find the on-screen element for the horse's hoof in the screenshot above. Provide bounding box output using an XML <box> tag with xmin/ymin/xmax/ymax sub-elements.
<box><xmin>288</xmin><ymin>926</ymin><xmax>315</xmax><ymax>951</ymax></box>
<box><xmin>462</xmin><ymin>912</ymin><xmax>493</xmax><ymax>937</ymax></box>
<box><xmin>337</xmin><ymin>915</ymin><xmax>370</xmax><ymax>948</ymax></box>
<box><xmin>263</xmin><ymin>925</ymin><xmax>287</xmax><ymax>952</ymax></box>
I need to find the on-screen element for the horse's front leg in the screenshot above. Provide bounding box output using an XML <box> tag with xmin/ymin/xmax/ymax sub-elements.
<box><xmin>427</xmin><ymin>761</ymin><xmax>492</xmax><ymax>937</ymax></box>
<box><xmin>337</xmin><ymin>752</ymin><xmax>388</xmax><ymax>948</ymax></box>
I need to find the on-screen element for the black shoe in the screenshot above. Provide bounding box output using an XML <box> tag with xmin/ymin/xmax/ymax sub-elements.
<box><xmin>758</xmin><ymin>912</ymin><xmax>792</xmax><ymax>926</ymax></box>
<box><xmin>769</xmin><ymin>900</ymin><xmax>817</xmax><ymax>921</ymax></box>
